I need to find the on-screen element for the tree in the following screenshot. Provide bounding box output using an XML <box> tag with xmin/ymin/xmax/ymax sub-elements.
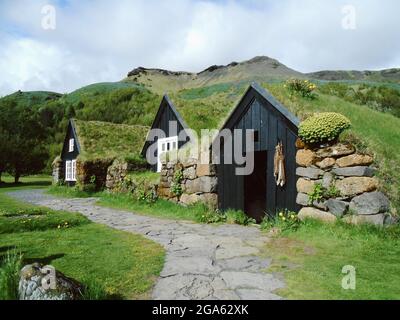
<box><xmin>0</xmin><ymin>98</ymin><xmax>49</xmax><ymax>183</ymax></box>
<box><xmin>0</xmin><ymin>130</ymin><xmax>9</xmax><ymax>182</ymax></box>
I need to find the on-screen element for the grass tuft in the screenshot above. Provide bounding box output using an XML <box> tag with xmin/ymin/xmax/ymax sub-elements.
<box><xmin>0</xmin><ymin>251</ymin><xmax>22</xmax><ymax>300</ymax></box>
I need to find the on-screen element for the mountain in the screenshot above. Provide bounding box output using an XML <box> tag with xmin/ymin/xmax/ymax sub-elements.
<box><xmin>124</xmin><ymin>56</ymin><xmax>400</xmax><ymax>94</ymax></box>
<box><xmin>124</xmin><ymin>56</ymin><xmax>305</xmax><ymax>93</ymax></box>
<box><xmin>307</xmin><ymin>69</ymin><xmax>400</xmax><ymax>83</ymax></box>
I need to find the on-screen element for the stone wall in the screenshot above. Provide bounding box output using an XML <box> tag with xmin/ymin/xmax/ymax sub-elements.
<box><xmin>105</xmin><ymin>159</ymin><xmax>147</xmax><ymax>190</ymax></box>
<box><xmin>52</xmin><ymin>158</ymin><xmax>63</xmax><ymax>185</ymax></box>
<box><xmin>296</xmin><ymin>142</ymin><xmax>394</xmax><ymax>226</ymax></box>
<box><xmin>158</xmin><ymin>157</ymin><xmax>218</xmax><ymax>209</ymax></box>
<box><xmin>76</xmin><ymin>159</ymin><xmax>113</xmax><ymax>190</ymax></box>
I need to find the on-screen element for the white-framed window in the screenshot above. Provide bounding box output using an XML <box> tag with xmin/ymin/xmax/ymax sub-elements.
<box><xmin>157</xmin><ymin>136</ymin><xmax>178</xmax><ymax>172</ymax></box>
<box><xmin>65</xmin><ymin>160</ymin><xmax>77</xmax><ymax>181</ymax></box>
<box><xmin>69</xmin><ymin>138</ymin><xmax>74</xmax><ymax>152</ymax></box>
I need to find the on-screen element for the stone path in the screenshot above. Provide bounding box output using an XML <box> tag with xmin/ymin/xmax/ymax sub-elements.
<box><xmin>7</xmin><ymin>189</ymin><xmax>284</xmax><ymax>300</ymax></box>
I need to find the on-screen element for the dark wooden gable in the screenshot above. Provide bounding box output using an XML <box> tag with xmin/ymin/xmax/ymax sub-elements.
<box><xmin>141</xmin><ymin>95</ymin><xmax>190</xmax><ymax>171</ymax></box>
<box><xmin>216</xmin><ymin>83</ymin><xmax>300</xmax><ymax>217</ymax></box>
<box><xmin>61</xmin><ymin>119</ymin><xmax>81</xmax><ymax>162</ymax></box>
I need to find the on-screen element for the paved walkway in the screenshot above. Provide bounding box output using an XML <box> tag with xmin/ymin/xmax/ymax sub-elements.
<box><xmin>8</xmin><ymin>189</ymin><xmax>284</xmax><ymax>300</ymax></box>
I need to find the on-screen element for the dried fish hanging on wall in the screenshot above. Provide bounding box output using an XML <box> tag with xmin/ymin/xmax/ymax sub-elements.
<box><xmin>274</xmin><ymin>142</ymin><xmax>286</xmax><ymax>187</ymax></box>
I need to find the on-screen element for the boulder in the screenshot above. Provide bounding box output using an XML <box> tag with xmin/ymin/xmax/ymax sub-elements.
<box><xmin>196</xmin><ymin>164</ymin><xmax>216</xmax><ymax>177</ymax></box>
<box><xmin>296</xmin><ymin>178</ymin><xmax>316</xmax><ymax>194</ymax></box>
<box><xmin>336</xmin><ymin>154</ymin><xmax>374</xmax><ymax>168</ymax></box>
<box><xmin>335</xmin><ymin>177</ymin><xmax>378</xmax><ymax>197</ymax></box>
<box><xmin>183</xmin><ymin>166</ymin><xmax>197</xmax><ymax>180</ymax></box>
<box><xmin>333</xmin><ymin>166</ymin><xmax>375</xmax><ymax>177</ymax></box>
<box><xmin>296</xmin><ymin>193</ymin><xmax>310</xmax><ymax>206</ymax></box>
<box><xmin>315</xmin><ymin>143</ymin><xmax>355</xmax><ymax>158</ymax></box>
<box><xmin>322</xmin><ymin>172</ymin><xmax>334</xmax><ymax>189</ymax></box>
<box><xmin>185</xmin><ymin>176</ymin><xmax>218</xmax><ymax>194</ymax></box>
<box><xmin>326</xmin><ymin>199</ymin><xmax>348</xmax><ymax>218</ymax></box>
<box><xmin>316</xmin><ymin>158</ymin><xmax>336</xmax><ymax>169</ymax></box>
<box><xmin>296</xmin><ymin>167</ymin><xmax>324</xmax><ymax>180</ymax></box>
<box><xmin>298</xmin><ymin>207</ymin><xmax>337</xmax><ymax>223</ymax></box>
<box><xmin>296</xmin><ymin>149</ymin><xmax>317</xmax><ymax>167</ymax></box>
<box><xmin>19</xmin><ymin>263</ymin><xmax>82</xmax><ymax>300</ymax></box>
<box><xmin>158</xmin><ymin>187</ymin><xmax>173</xmax><ymax>198</ymax></box>
<box><xmin>349</xmin><ymin>192</ymin><xmax>390</xmax><ymax>215</ymax></box>
<box><xmin>384</xmin><ymin>215</ymin><xmax>398</xmax><ymax>226</ymax></box>
<box><xmin>198</xmin><ymin>193</ymin><xmax>218</xmax><ymax>209</ymax></box>
<box><xmin>312</xmin><ymin>200</ymin><xmax>327</xmax><ymax>211</ymax></box>
<box><xmin>180</xmin><ymin>193</ymin><xmax>201</xmax><ymax>205</ymax></box>
<box><xmin>343</xmin><ymin>214</ymin><xmax>386</xmax><ymax>226</ymax></box>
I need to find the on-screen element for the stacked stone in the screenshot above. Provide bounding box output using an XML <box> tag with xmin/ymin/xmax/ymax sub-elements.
<box><xmin>296</xmin><ymin>142</ymin><xmax>392</xmax><ymax>226</ymax></box>
<box><xmin>52</xmin><ymin>158</ymin><xmax>63</xmax><ymax>185</ymax></box>
<box><xmin>106</xmin><ymin>159</ymin><xmax>148</xmax><ymax>191</ymax></box>
<box><xmin>158</xmin><ymin>158</ymin><xmax>218</xmax><ymax>209</ymax></box>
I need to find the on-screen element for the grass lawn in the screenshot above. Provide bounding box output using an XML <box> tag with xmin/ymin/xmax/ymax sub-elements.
<box><xmin>1</xmin><ymin>174</ymin><xmax>52</xmax><ymax>186</ymax></box>
<box><xmin>263</xmin><ymin>220</ymin><xmax>400</xmax><ymax>300</ymax></box>
<box><xmin>48</xmin><ymin>185</ymin><xmax>208</xmax><ymax>222</ymax></box>
<box><xmin>0</xmin><ymin>179</ymin><xmax>165</xmax><ymax>300</ymax></box>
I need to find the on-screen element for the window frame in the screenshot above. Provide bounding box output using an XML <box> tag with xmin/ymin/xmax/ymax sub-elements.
<box><xmin>157</xmin><ymin>136</ymin><xmax>178</xmax><ymax>172</ymax></box>
<box><xmin>69</xmin><ymin>138</ymin><xmax>74</xmax><ymax>152</ymax></box>
<box><xmin>65</xmin><ymin>160</ymin><xmax>77</xmax><ymax>182</ymax></box>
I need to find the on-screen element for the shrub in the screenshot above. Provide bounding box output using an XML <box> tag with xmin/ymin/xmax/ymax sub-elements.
<box><xmin>308</xmin><ymin>183</ymin><xmax>341</xmax><ymax>205</ymax></box>
<box><xmin>0</xmin><ymin>251</ymin><xmax>22</xmax><ymax>300</ymax></box>
<box><xmin>299</xmin><ymin>112</ymin><xmax>351</xmax><ymax>145</ymax></box>
<box><xmin>171</xmin><ymin>168</ymin><xmax>184</xmax><ymax>197</ymax></box>
<box><xmin>285</xmin><ymin>79</ymin><xmax>317</xmax><ymax>99</ymax></box>
<box><xmin>225</xmin><ymin>210</ymin><xmax>256</xmax><ymax>226</ymax></box>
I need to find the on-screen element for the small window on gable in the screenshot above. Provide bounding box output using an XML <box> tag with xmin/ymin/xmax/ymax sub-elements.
<box><xmin>69</xmin><ymin>139</ymin><xmax>74</xmax><ymax>152</ymax></box>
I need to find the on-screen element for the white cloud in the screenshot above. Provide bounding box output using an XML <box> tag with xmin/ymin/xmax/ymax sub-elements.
<box><xmin>0</xmin><ymin>0</ymin><xmax>399</xmax><ymax>96</ymax></box>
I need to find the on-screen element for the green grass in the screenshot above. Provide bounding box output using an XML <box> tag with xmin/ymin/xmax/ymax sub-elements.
<box><xmin>74</xmin><ymin>120</ymin><xmax>149</xmax><ymax>161</ymax></box>
<box><xmin>126</xmin><ymin>171</ymin><xmax>160</xmax><ymax>185</ymax></box>
<box><xmin>0</xmin><ymin>174</ymin><xmax>52</xmax><ymax>187</ymax></box>
<box><xmin>0</xmin><ymin>178</ymin><xmax>165</xmax><ymax>300</ymax></box>
<box><xmin>263</xmin><ymin>219</ymin><xmax>400</xmax><ymax>300</ymax></box>
<box><xmin>96</xmin><ymin>192</ymin><xmax>209</xmax><ymax>222</ymax></box>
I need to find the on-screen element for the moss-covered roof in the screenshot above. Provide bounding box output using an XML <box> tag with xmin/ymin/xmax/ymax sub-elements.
<box><xmin>73</xmin><ymin>119</ymin><xmax>149</xmax><ymax>160</ymax></box>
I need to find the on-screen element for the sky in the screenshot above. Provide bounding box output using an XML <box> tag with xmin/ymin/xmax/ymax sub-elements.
<box><xmin>0</xmin><ymin>0</ymin><xmax>399</xmax><ymax>96</ymax></box>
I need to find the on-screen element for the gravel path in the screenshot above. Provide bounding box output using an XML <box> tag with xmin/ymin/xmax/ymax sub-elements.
<box><xmin>7</xmin><ymin>189</ymin><xmax>284</xmax><ymax>300</ymax></box>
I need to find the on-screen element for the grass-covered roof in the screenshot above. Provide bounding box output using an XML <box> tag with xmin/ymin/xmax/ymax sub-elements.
<box><xmin>73</xmin><ymin>119</ymin><xmax>149</xmax><ymax>161</ymax></box>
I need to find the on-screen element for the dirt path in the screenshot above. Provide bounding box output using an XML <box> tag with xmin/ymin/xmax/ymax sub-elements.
<box><xmin>8</xmin><ymin>189</ymin><xmax>284</xmax><ymax>300</ymax></box>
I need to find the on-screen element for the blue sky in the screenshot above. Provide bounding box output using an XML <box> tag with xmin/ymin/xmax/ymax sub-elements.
<box><xmin>0</xmin><ymin>0</ymin><xmax>399</xmax><ymax>96</ymax></box>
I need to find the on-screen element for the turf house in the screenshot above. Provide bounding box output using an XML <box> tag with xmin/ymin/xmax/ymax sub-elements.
<box><xmin>53</xmin><ymin>119</ymin><xmax>149</xmax><ymax>190</ymax></box>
